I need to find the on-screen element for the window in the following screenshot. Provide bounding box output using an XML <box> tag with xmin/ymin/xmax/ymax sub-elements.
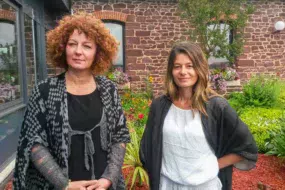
<box><xmin>207</xmin><ymin>23</ymin><xmax>233</xmax><ymax>66</ymax></box>
<box><xmin>0</xmin><ymin>3</ymin><xmax>22</xmax><ymax>110</ymax></box>
<box><xmin>0</xmin><ymin>0</ymin><xmax>25</xmax><ymax>172</ymax></box>
<box><xmin>104</xmin><ymin>21</ymin><xmax>125</xmax><ymax>70</ymax></box>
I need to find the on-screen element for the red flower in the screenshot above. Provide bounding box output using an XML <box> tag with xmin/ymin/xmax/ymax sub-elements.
<box><xmin>138</xmin><ymin>113</ymin><xmax>144</xmax><ymax>119</ymax></box>
<box><xmin>127</xmin><ymin>114</ymin><xmax>134</xmax><ymax>120</ymax></box>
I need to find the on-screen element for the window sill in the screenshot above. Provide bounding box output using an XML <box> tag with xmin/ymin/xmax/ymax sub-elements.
<box><xmin>0</xmin><ymin>103</ymin><xmax>26</xmax><ymax>119</ymax></box>
<box><xmin>225</xmin><ymin>79</ymin><xmax>241</xmax><ymax>86</ymax></box>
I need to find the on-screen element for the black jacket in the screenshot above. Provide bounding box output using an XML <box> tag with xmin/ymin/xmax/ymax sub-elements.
<box><xmin>140</xmin><ymin>95</ymin><xmax>258</xmax><ymax>190</ymax></box>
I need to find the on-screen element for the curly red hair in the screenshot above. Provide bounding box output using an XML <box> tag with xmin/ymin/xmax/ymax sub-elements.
<box><xmin>46</xmin><ymin>12</ymin><xmax>119</xmax><ymax>74</ymax></box>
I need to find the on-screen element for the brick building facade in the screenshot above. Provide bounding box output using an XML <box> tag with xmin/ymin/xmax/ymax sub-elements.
<box><xmin>71</xmin><ymin>0</ymin><xmax>285</xmax><ymax>95</ymax></box>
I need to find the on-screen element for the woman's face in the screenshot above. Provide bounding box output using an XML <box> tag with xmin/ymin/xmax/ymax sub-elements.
<box><xmin>66</xmin><ymin>29</ymin><xmax>97</xmax><ymax>71</ymax></box>
<box><xmin>172</xmin><ymin>53</ymin><xmax>198</xmax><ymax>90</ymax></box>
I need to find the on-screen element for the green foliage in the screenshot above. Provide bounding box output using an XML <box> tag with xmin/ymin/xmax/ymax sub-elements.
<box><xmin>121</xmin><ymin>91</ymin><xmax>151</xmax><ymax>129</ymax></box>
<box><xmin>228</xmin><ymin>92</ymin><xmax>244</xmax><ymax>114</ymax></box>
<box><xmin>240</xmin><ymin>107</ymin><xmax>283</xmax><ymax>153</ymax></box>
<box><xmin>121</xmin><ymin>91</ymin><xmax>151</xmax><ymax>189</ymax></box>
<box><xmin>106</xmin><ymin>67</ymin><xmax>129</xmax><ymax>85</ymax></box>
<box><xmin>228</xmin><ymin>76</ymin><xmax>282</xmax><ymax>111</ymax></box>
<box><xmin>178</xmin><ymin>0</ymin><xmax>254</xmax><ymax>64</ymax></box>
<box><xmin>242</xmin><ymin>76</ymin><xmax>281</xmax><ymax>108</ymax></box>
<box><xmin>144</xmin><ymin>75</ymin><xmax>154</xmax><ymax>100</ymax></box>
<box><xmin>266</xmin><ymin>114</ymin><xmax>285</xmax><ymax>161</ymax></box>
<box><xmin>123</xmin><ymin>122</ymin><xmax>149</xmax><ymax>189</ymax></box>
<box><xmin>277</xmin><ymin>82</ymin><xmax>285</xmax><ymax>109</ymax></box>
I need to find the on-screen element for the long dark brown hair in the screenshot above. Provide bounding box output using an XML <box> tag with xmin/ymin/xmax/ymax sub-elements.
<box><xmin>165</xmin><ymin>42</ymin><xmax>218</xmax><ymax>116</ymax></box>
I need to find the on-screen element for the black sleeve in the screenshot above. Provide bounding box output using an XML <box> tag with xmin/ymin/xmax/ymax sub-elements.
<box><xmin>219</xmin><ymin>98</ymin><xmax>258</xmax><ymax>170</ymax></box>
<box><xmin>13</xmin><ymin>82</ymin><xmax>49</xmax><ymax>189</ymax></box>
<box><xmin>30</xmin><ymin>144</ymin><xmax>68</xmax><ymax>190</ymax></box>
<box><xmin>101</xmin><ymin>143</ymin><xmax>126</xmax><ymax>190</ymax></box>
<box><xmin>139</xmin><ymin>101</ymin><xmax>155</xmax><ymax>170</ymax></box>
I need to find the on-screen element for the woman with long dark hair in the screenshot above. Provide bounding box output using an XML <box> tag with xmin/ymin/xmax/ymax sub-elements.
<box><xmin>140</xmin><ymin>42</ymin><xmax>257</xmax><ymax>190</ymax></box>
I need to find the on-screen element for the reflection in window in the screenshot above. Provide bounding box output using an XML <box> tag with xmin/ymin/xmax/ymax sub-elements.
<box><xmin>207</xmin><ymin>23</ymin><xmax>232</xmax><ymax>65</ymax></box>
<box><xmin>0</xmin><ymin>6</ymin><xmax>21</xmax><ymax>105</ymax></box>
<box><xmin>104</xmin><ymin>22</ymin><xmax>124</xmax><ymax>69</ymax></box>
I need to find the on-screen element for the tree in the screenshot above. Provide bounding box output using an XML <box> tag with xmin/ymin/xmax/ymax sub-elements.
<box><xmin>179</xmin><ymin>0</ymin><xmax>255</xmax><ymax>65</ymax></box>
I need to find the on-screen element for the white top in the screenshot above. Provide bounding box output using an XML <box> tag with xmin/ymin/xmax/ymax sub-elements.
<box><xmin>160</xmin><ymin>104</ymin><xmax>222</xmax><ymax>189</ymax></box>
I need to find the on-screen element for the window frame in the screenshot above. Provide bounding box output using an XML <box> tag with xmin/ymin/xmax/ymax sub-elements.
<box><xmin>207</xmin><ymin>21</ymin><xmax>234</xmax><ymax>65</ymax></box>
<box><xmin>102</xmin><ymin>20</ymin><xmax>126</xmax><ymax>71</ymax></box>
<box><xmin>0</xmin><ymin>0</ymin><xmax>28</xmax><ymax>118</ymax></box>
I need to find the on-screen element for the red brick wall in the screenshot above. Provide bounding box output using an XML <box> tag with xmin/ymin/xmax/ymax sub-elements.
<box><xmin>237</xmin><ymin>0</ymin><xmax>285</xmax><ymax>84</ymax></box>
<box><xmin>0</xmin><ymin>9</ymin><xmax>16</xmax><ymax>21</ymax></box>
<box><xmin>72</xmin><ymin>0</ymin><xmax>190</xmax><ymax>95</ymax></box>
<box><xmin>72</xmin><ymin>0</ymin><xmax>285</xmax><ymax>95</ymax></box>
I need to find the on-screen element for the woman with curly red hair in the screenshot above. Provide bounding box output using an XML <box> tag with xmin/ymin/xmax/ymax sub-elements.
<box><xmin>13</xmin><ymin>12</ymin><xmax>130</xmax><ymax>190</ymax></box>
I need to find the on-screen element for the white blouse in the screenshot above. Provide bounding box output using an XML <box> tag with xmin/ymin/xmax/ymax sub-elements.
<box><xmin>160</xmin><ymin>104</ymin><xmax>222</xmax><ymax>190</ymax></box>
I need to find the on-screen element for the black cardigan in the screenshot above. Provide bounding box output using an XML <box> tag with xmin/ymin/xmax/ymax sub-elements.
<box><xmin>140</xmin><ymin>95</ymin><xmax>258</xmax><ymax>190</ymax></box>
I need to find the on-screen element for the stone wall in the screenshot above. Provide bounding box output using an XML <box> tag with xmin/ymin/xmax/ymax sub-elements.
<box><xmin>70</xmin><ymin>0</ymin><xmax>285</xmax><ymax>95</ymax></box>
<box><xmin>237</xmin><ymin>0</ymin><xmax>285</xmax><ymax>84</ymax></box>
<box><xmin>24</xmin><ymin>13</ymin><xmax>36</xmax><ymax>96</ymax></box>
<box><xmin>72</xmin><ymin>0</ymin><xmax>191</xmax><ymax>95</ymax></box>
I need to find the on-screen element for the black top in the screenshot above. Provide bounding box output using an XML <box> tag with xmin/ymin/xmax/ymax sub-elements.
<box><xmin>67</xmin><ymin>88</ymin><xmax>108</xmax><ymax>181</ymax></box>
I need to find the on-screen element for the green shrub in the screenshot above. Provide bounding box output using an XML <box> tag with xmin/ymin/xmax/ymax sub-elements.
<box><xmin>266</xmin><ymin>114</ymin><xmax>285</xmax><ymax>161</ymax></box>
<box><xmin>228</xmin><ymin>92</ymin><xmax>245</xmax><ymax>114</ymax></box>
<box><xmin>277</xmin><ymin>82</ymin><xmax>285</xmax><ymax>109</ymax></box>
<box><xmin>240</xmin><ymin>107</ymin><xmax>283</xmax><ymax>153</ymax></box>
<box><xmin>123</xmin><ymin>121</ymin><xmax>149</xmax><ymax>189</ymax></box>
<box><xmin>242</xmin><ymin>75</ymin><xmax>281</xmax><ymax>108</ymax></box>
<box><xmin>121</xmin><ymin>91</ymin><xmax>151</xmax><ymax>129</ymax></box>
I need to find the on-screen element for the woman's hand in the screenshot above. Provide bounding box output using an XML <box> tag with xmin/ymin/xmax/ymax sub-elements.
<box><xmin>66</xmin><ymin>180</ymin><xmax>97</xmax><ymax>190</ymax></box>
<box><xmin>218</xmin><ymin>154</ymin><xmax>243</xmax><ymax>169</ymax></box>
<box><xmin>86</xmin><ymin>178</ymin><xmax>112</xmax><ymax>190</ymax></box>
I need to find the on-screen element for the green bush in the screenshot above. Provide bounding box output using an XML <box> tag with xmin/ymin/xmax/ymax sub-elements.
<box><xmin>266</xmin><ymin>115</ymin><xmax>285</xmax><ymax>161</ymax></box>
<box><xmin>228</xmin><ymin>76</ymin><xmax>283</xmax><ymax>113</ymax></box>
<box><xmin>123</xmin><ymin>121</ymin><xmax>149</xmax><ymax>189</ymax></box>
<box><xmin>240</xmin><ymin>107</ymin><xmax>283</xmax><ymax>153</ymax></box>
<box><xmin>277</xmin><ymin>82</ymin><xmax>285</xmax><ymax>109</ymax></box>
<box><xmin>242</xmin><ymin>75</ymin><xmax>281</xmax><ymax>108</ymax></box>
<box><xmin>121</xmin><ymin>91</ymin><xmax>151</xmax><ymax>129</ymax></box>
<box><xmin>228</xmin><ymin>92</ymin><xmax>245</xmax><ymax>114</ymax></box>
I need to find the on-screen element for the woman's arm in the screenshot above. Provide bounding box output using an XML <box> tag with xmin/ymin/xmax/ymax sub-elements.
<box><xmin>139</xmin><ymin>100</ymin><xmax>155</xmax><ymax>170</ymax></box>
<box><xmin>218</xmin><ymin>154</ymin><xmax>243</xmax><ymax>169</ymax></box>
<box><xmin>217</xmin><ymin>97</ymin><xmax>258</xmax><ymax>170</ymax></box>
<box><xmin>31</xmin><ymin>144</ymin><xmax>68</xmax><ymax>189</ymax></box>
<box><xmin>31</xmin><ymin>144</ymin><xmax>98</xmax><ymax>190</ymax></box>
<box><xmin>96</xmin><ymin>143</ymin><xmax>126</xmax><ymax>190</ymax></box>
